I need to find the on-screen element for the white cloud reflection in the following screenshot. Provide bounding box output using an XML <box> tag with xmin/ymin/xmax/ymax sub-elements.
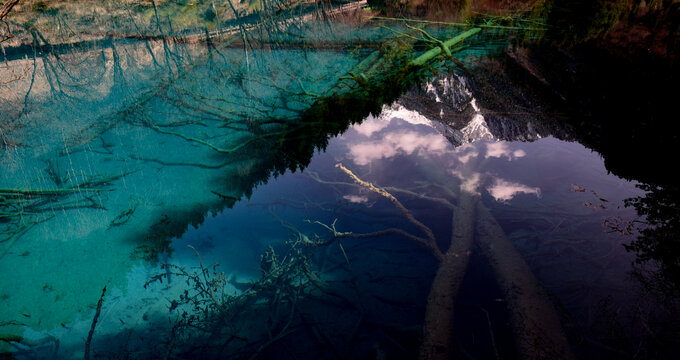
<box><xmin>348</xmin><ymin>130</ymin><xmax>449</xmax><ymax>165</ymax></box>
<box><xmin>487</xmin><ymin>178</ymin><xmax>540</xmax><ymax>202</ymax></box>
<box><xmin>454</xmin><ymin>143</ymin><xmax>479</xmax><ymax>164</ymax></box>
<box><xmin>343</xmin><ymin>105</ymin><xmax>545</xmax><ymax>203</ymax></box>
<box><xmin>343</xmin><ymin>195</ymin><xmax>369</xmax><ymax>204</ymax></box>
<box><xmin>485</xmin><ymin>142</ymin><xmax>526</xmax><ymax>160</ymax></box>
<box><xmin>459</xmin><ymin>172</ymin><xmax>482</xmax><ymax>195</ymax></box>
<box><xmin>353</xmin><ymin>115</ymin><xmax>390</xmax><ymax>137</ymax></box>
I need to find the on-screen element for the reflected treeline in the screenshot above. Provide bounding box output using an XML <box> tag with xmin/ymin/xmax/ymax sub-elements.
<box><xmin>2</xmin><ymin>4</ymin><xmax>563</xmax><ymax>358</ymax></box>
<box><xmin>535</xmin><ymin>0</ymin><xmax>680</xmax><ymax>302</ymax></box>
<box><xmin>624</xmin><ymin>184</ymin><xmax>680</xmax><ymax>298</ymax></box>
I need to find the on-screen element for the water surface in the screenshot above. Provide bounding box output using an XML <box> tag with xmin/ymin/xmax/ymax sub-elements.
<box><xmin>1</xmin><ymin>2</ymin><xmax>677</xmax><ymax>359</ymax></box>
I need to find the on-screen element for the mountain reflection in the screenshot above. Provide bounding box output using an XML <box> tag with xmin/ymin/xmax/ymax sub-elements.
<box><xmin>408</xmin><ymin>71</ymin><xmax>680</xmax><ymax>309</ymax></box>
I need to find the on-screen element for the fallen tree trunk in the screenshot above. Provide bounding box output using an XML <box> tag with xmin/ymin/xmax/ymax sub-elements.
<box><xmin>476</xmin><ymin>202</ymin><xmax>575</xmax><ymax>360</ymax></box>
<box><xmin>419</xmin><ymin>192</ymin><xmax>479</xmax><ymax>360</ymax></box>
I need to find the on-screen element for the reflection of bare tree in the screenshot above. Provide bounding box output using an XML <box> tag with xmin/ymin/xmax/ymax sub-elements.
<box><xmin>4</xmin><ymin>5</ymin><xmax>370</xmax><ymax>265</ymax></box>
<box><xmin>1</xmin><ymin>6</ymin><xmax>557</xmax><ymax>355</ymax></box>
<box><xmin>1</xmin><ymin>49</ymin><xmax>36</xmax><ymax>153</ymax></box>
<box><xmin>0</xmin><ymin>0</ymin><xmax>21</xmax><ymax>43</ymax></box>
<box><xmin>0</xmin><ymin>58</ymin><xmax>29</xmax><ymax>85</ymax></box>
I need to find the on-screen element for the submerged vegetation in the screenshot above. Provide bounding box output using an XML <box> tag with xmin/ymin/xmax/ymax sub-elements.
<box><xmin>0</xmin><ymin>172</ymin><xmax>129</xmax><ymax>260</ymax></box>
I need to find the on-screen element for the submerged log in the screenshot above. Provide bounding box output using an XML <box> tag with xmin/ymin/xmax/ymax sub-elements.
<box><xmin>419</xmin><ymin>191</ymin><xmax>478</xmax><ymax>360</ymax></box>
<box><xmin>332</xmin><ymin>161</ymin><xmax>572</xmax><ymax>359</ymax></box>
<box><xmin>476</xmin><ymin>202</ymin><xmax>575</xmax><ymax>360</ymax></box>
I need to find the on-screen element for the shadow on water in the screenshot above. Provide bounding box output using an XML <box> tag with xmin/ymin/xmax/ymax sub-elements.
<box><xmin>1</xmin><ymin>0</ymin><xmax>679</xmax><ymax>359</ymax></box>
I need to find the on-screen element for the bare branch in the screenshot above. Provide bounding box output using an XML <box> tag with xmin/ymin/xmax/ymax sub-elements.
<box><xmin>0</xmin><ymin>0</ymin><xmax>21</xmax><ymax>21</ymax></box>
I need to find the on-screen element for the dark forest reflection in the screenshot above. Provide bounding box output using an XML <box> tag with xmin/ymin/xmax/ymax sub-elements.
<box><xmin>625</xmin><ymin>184</ymin><xmax>680</xmax><ymax>298</ymax></box>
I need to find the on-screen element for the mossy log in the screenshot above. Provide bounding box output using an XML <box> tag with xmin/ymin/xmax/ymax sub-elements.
<box><xmin>411</xmin><ymin>28</ymin><xmax>482</xmax><ymax>66</ymax></box>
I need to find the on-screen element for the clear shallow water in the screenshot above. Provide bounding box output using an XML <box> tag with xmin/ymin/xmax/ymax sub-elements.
<box><xmin>1</xmin><ymin>20</ymin><xmax>367</xmax><ymax>339</ymax></box>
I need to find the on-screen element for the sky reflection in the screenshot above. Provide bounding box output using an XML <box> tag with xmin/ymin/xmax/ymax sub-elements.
<box><xmin>341</xmin><ymin>103</ymin><xmax>542</xmax><ymax>200</ymax></box>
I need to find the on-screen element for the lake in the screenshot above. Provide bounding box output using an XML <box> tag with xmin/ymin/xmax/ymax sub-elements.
<box><xmin>1</xmin><ymin>1</ymin><xmax>678</xmax><ymax>359</ymax></box>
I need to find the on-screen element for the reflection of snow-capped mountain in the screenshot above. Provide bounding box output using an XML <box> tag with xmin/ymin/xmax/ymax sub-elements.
<box><xmin>458</xmin><ymin>99</ymin><xmax>495</xmax><ymax>144</ymax></box>
<box><xmin>373</xmin><ymin>101</ymin><xmax>494</xmax><ymax>147</ymax></box>
<box><xmin>397</xmin><ymin>74</ymin><xmax>566</xmax><ymax>147</ymax></box>
<box><xmin>387</xmin><ymin>73</ymin><xmax>493</xmax><ymax>147</ymax></box>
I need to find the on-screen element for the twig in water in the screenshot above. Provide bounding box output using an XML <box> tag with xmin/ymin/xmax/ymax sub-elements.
<box><xmin>84</xmin><ymin>285</ymin><xmax>107</xmax><ymax>360</ymax></box>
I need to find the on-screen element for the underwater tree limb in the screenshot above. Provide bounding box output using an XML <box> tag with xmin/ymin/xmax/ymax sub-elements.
<box><xmin>0</xmin><ymin>217</ymin><xmax>48</xmax><ymax>260</ymax></box>
<box><xmin>307</xmin><ymin>220</ymin><xmax>440</xmax><ymax>260</ymax></box>
<box><xmin>0</xmin><ymin>172</ymin><xmax>128</xmax><ymax>260</ymax></box>
<box><xmin>84</xmin><ymin>285</ymin><xmax>107</xmax><ymax>360</ymax></box>
<box><xmin>188</xmin><ymin>245</ymin><xmax>219</xmax><ymax>304</ymax></box>
<box><xmin>0</xmin><ymin>188</ymin><xmax>109</xmax><ymax>197</ymax></box>
<box><xmin>330</xmin><ymin>164</ymin><xmax>479</xmax><ymax>359</ymax></box>
<box><xmin>335</xmin><ymin>163</ymin><xmax>438</xmax><ymax>248</ymax></box>
<box><xmin>247</xmin><ymin>290</ymin><xmax>298</xmax><ymax>360</ymax></box>
<box><xmin>303</xmin><ymin>263</ymin><xmax>360</xmax><ymax>309</ymax></box>
<box><xmin>307</xmin><ymin>171</ymin><xmax>456</xmax><ymax>210</ymax></box>
<box><xmin>475</xmin><ymin>202</ymin><xmax>575</xmax><ymax>360</ymax></box>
